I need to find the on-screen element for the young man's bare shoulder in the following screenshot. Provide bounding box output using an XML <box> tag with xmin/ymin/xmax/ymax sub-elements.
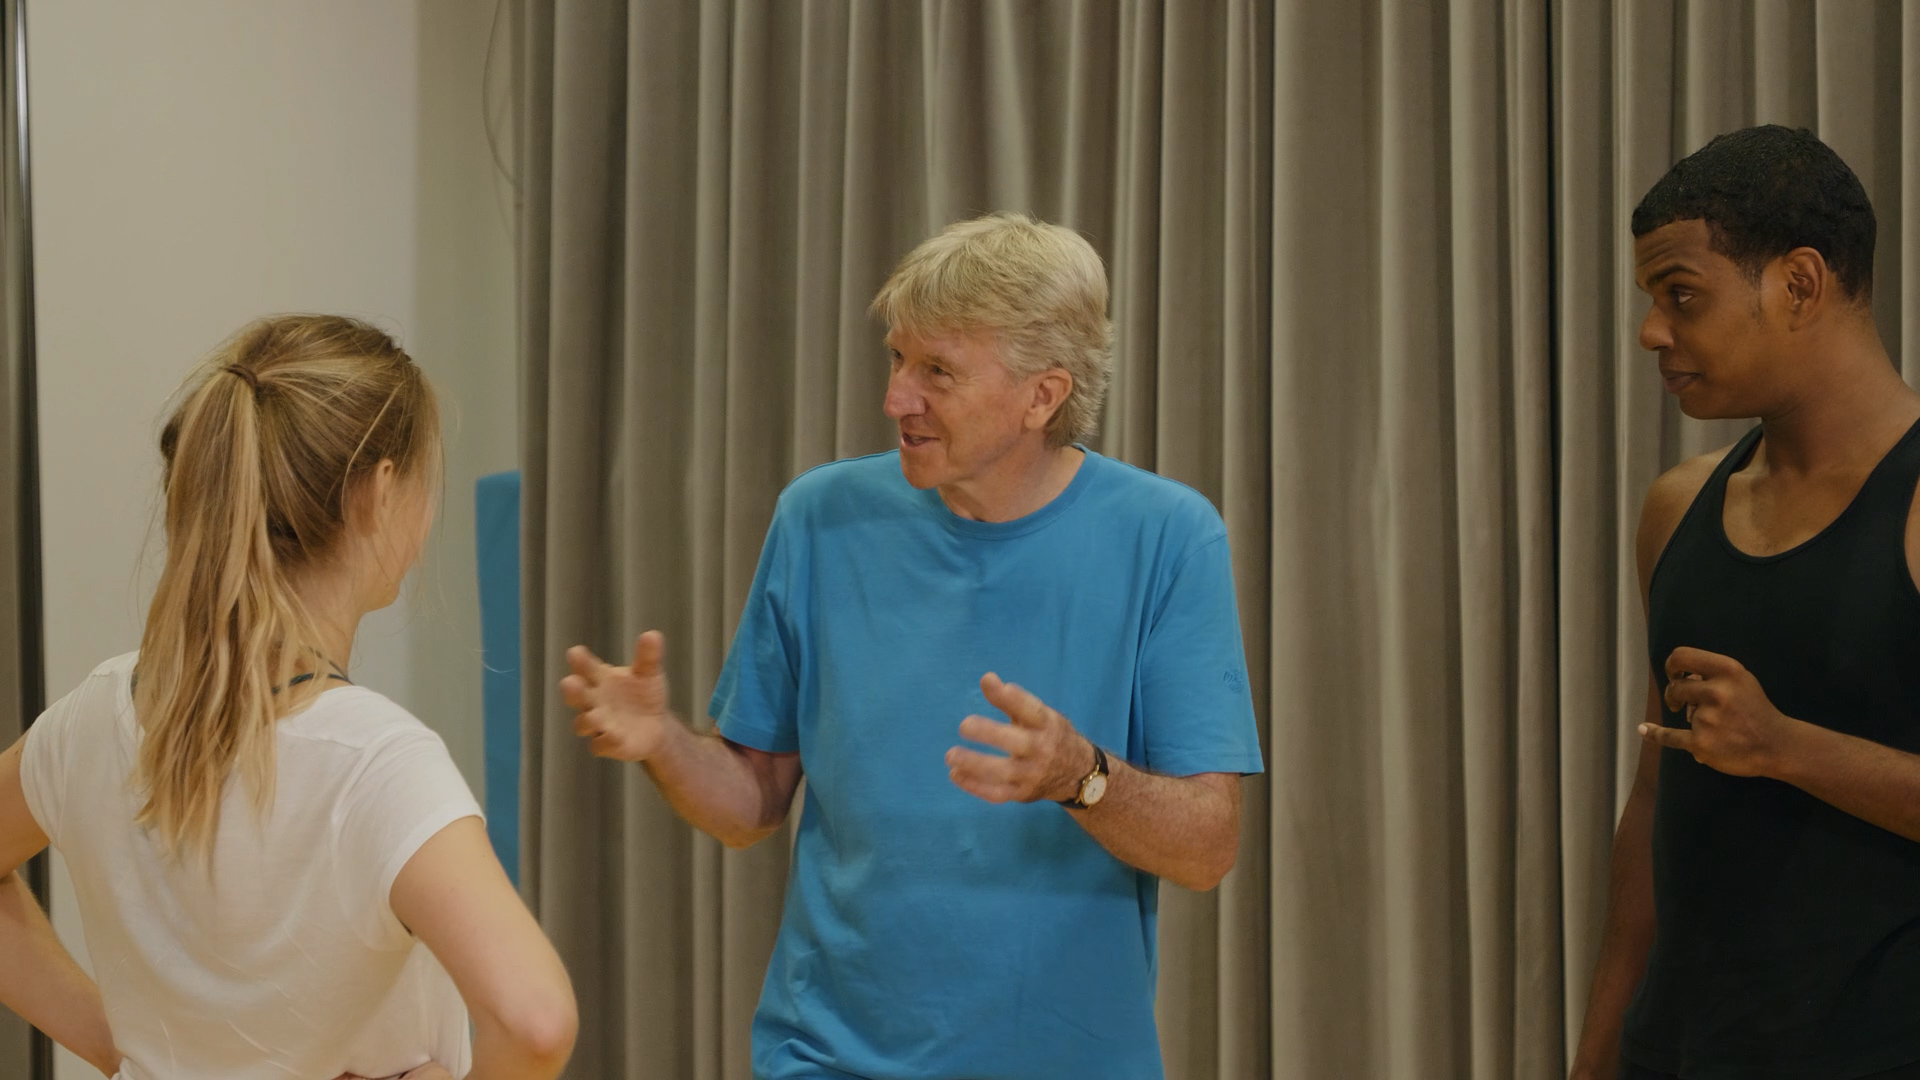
<box><xmin>1635</xmin><ymin>448</ymin><xmax>1730</xmax><ymax>580</ymax></box>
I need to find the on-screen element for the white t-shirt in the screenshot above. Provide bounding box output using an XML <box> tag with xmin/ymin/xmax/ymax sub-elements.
<box><xmin>19</xmin><ymin>653</ymin><xmax>482</xmax><ymax>1080</ymax></box>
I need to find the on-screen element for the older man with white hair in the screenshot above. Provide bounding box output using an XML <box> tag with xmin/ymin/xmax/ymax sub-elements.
<box><xmin>563</xmin><ymin>212</ymin><xmax>1263</xmax><ymax>1079</ymax></box>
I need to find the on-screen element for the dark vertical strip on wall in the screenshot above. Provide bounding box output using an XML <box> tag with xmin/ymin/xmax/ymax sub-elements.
<box><xmin>2</xmin><ymin>0</ymin><xmax>47</xmax><ymax>1076</ymax></box>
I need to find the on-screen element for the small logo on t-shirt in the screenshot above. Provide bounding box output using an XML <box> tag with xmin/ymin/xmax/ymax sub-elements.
<box><xmin>1222</xmin><ymin>668</ymin><xmax>1244</xmax><ymax>689</ymax></box>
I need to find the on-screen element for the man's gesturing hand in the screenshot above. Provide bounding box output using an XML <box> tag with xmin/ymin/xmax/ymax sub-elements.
<box><xmin>560</xmin><ymin>631</ymin><xmax>676</xmax><ymax>762</ymax></box>
<box><xmin>946</xmin><ymin>672</ymin><xmax>1095</xmax><ymax>804</ymax></box>
<box><xmin>1641</xmin><ymin>646</ymin><xmax>1797</xmax><ymax>778</ymax></box>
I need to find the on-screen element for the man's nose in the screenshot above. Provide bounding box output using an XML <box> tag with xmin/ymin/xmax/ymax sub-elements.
<box><xmin>1639</xmin><ymin>303</ymin><xmax>1672</xmax><ymax>353</ymax></box>
<box><xmin>883</xmin><ymin>371</ymin><xmax>923</xmax><ymax>419</ymax></box>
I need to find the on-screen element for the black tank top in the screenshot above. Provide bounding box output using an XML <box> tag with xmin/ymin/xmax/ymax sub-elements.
<box><xmin>1624</xmin><ymin>418</ymin><xmax>1920</xmax><ymax>1078</ymax></box>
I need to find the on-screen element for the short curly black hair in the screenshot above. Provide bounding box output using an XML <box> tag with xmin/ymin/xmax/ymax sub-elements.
<box><xmin>1631</xmin><ymin>125</ymin><xmax>1876</xmax><ymax>302</ymax></box>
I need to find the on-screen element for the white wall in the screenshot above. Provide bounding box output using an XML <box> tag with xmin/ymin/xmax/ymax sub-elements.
<box><xmin>28</xmin><ymin>3</ymin><xmax>517</xmax><ymax>1075</ymax></box>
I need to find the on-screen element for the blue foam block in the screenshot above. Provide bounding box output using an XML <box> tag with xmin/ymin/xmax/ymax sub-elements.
<box><xmin>474</xmin><ymin>470</ymin><xmax>521</xmax><ymax>884</ymax></box>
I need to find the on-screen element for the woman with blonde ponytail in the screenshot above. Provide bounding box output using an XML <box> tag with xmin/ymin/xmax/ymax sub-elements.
<box><xmin>0</xmin><ymin>316</ymin><xmax>575</xmax><ymax>1079</ymax></box>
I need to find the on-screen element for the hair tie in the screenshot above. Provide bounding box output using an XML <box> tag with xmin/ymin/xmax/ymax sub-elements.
<box><xmin>224</xmin><ymin>364</ymin><xmax>262</xmax><ymax>395</ymax></box>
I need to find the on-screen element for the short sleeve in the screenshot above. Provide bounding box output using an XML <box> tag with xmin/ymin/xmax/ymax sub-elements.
<box><xmin>17</xmin><ymin>685</ymin><xmax>86</xmax><ymax>849</ymax></box>
<box><xmin>332</xmin><ymin>727</ymin><xmax>483</xmax><ymax>949</ymax></box>
<box><xmin>710</xmin><ymin>501</ymin><xmax>802</xmax><ymax>754</ymax></box>
<box><xmin>1138</xmin><ymin>535</ymin><xmax>1266</xmax><ymax>777</ymax></box>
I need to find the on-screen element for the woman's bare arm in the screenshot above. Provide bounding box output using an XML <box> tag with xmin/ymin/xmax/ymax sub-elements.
<box><xmin>0</xmin><ymin>738</ymin><xmax>118</xmax><ymax>1076</ymax></box>
<box><xmin>389</xmin><ymin>816</ymin><xmax>577</xmax><ymax>1080</ymax></box>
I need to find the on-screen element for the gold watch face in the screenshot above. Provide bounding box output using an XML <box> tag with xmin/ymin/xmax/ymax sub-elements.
<box><xmin>1081</xmin><ymin>772</ymin><xmax>1108</xmax><ymax>807</ymax></box>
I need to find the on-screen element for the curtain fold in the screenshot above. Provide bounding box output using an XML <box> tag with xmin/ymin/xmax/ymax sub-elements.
<box><xmin>516</xmin><ymin>2</ymin><xmax>1920</xmax><ymax>1076</ymax></box>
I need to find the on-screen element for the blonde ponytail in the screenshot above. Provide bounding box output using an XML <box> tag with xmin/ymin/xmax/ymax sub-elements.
<box><xmin>134</xmin><ymin>316</ymin><xmax>437</xmax><ymax>860</ymax></box>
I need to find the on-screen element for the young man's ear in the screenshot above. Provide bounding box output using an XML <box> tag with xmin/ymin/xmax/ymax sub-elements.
<box><xmin>1778</xmin><ymin>247</ymin><xmax>1829</xmax><ymax>329</ymax></box>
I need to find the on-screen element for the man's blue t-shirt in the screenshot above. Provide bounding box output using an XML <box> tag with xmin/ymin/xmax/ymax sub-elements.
<box><xmin>711</xmin><ymin>449</ymin><xmax>1264</xmax><ymax>1080</ymax></box>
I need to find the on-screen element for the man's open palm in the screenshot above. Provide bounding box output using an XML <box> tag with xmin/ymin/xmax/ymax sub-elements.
<box><xmin>561</xmin><ymin>631</ymin><xmax>675</xmax><ymax>762</ymax></box>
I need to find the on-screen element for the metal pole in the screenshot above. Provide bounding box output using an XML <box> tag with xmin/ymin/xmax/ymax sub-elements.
<box><xmin>2</xmin><ymin>0</ymin><xmax>47</xmax><ymax>1075</ymax></box>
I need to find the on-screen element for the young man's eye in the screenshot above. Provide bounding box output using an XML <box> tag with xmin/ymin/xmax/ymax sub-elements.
<box><xmin>1671</xmin><ymin>288</ymin><xmax>1692</xmax><ymax>306</ymax></box>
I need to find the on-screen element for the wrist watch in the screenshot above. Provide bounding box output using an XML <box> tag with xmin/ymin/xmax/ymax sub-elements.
<box><xmin>1058</xmin><ymin>742</ymin><xmax>1110</xmax><ymax>810</ymax></box>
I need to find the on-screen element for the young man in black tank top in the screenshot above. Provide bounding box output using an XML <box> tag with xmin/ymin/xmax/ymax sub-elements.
<box><xmin>1568</xmin><ymin>126</ymin><xmax>1920</xmax><ymax>1080</ymax></box>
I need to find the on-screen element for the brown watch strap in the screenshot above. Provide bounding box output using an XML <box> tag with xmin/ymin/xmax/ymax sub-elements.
<box><xmin>1057</xmin><ymin>743</ymin><xmax>1109</xmax><ymax>809</ymax></box>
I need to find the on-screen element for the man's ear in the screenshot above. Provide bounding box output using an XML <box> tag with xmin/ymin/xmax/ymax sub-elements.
<box><xmin>1777</xmin><ymin>246</ymin><xmax>1829</xmax><ymax>330</ymax></box>
<box><xmin>1027</xmin><ymin>369</ymin><xmax>1073</xmax><ymax>432</ymax></box>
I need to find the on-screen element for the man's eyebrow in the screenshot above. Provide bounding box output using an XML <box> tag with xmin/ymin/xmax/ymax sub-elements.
<box><xmin>884</xmin><ymin>344</ymin><xmax>953</xmax><ymax>365</ymax></box>
<box><xmin>1641</xmin><ymin>261</ymin><xmax>1699</xmax><ymax>288</ymax></box>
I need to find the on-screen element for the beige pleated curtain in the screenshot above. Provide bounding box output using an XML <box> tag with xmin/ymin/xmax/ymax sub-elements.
<box><xmin>514</xmin><ymin>2</ymin><xmax>1920</xmax><ymax>1077</ymax></box>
